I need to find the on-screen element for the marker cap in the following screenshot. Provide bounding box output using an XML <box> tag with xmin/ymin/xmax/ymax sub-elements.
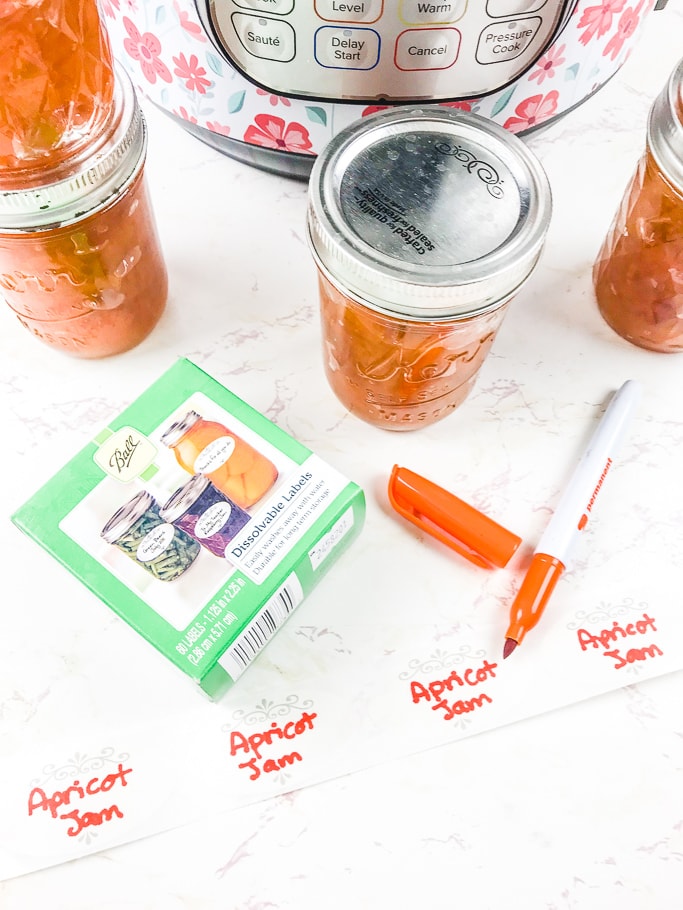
<box><xmin>388</xmin><ymin>465</ymin><xmax>521</xmax><ymax>569</ymax></box>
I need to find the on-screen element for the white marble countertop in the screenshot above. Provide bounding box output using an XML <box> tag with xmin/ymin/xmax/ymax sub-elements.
<box><xmin>2</xmin><ymin>7</ymin><xmax>683</xmax><ymax>908</ymax></box>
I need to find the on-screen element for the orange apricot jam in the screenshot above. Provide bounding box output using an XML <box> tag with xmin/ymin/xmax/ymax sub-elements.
<box><xmin>0</xmin><ymin>0</ymin><xmax>115</xmax><ymax>183</ymax></box>
<box><xmin>593</xmin><ymin>151</ymin><xmax>683</xmax><ymax>353</ymax></box>
<box><xmin>161</xmin><ymin>411</ymin><xmax>279</xmax><ymax>510</ymax></box>
<box><xmin>317</xmin><ymin>269</ymin><xmax>508</xmax><ymax>430</ymax></box>
<box><xmin>0</xmin><ymin>169</ymin><xmax>167</xmax><ymax>358</ymax></box>
<box><xmin>0</xmin><ymin>68</ymin><xmax>167</xmax><ymax>358</ymax></box>
<box><xmin>306</xmin><ymin>107</ymin><xmax>552</xmax><ymax>430</ymax></box>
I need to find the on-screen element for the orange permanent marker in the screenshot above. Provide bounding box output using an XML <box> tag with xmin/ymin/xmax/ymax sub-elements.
<box><xmin>503</xmin><ymin>380</ymin><xmax>642</xmax><ymax>658</ymax></box>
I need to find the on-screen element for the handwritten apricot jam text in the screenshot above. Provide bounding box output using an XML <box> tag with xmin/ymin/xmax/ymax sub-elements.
<box><xmin>576</xmin><ymin>612</ymin><xmax>663</xmax><ymax>669</ymax></box>
<box><xmin>27</xmin><ymin>762</ymin><xmax>133</xmax><ymax>838</ymax></box>
<box><xmin>230</xmin><ymin>710</ymin><xmax>317</xmax><ymax>781</ymax></box>
<box><xmin>410</xmin><ymin>659</ymin><xmax>498</xmax><ymax>721</ymax></box>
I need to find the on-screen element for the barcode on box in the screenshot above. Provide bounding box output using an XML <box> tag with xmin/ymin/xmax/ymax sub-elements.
<box><xmin>218</xmin><ymin>574</ymin><xmax>304</xmax><ymax>682</ymax></box>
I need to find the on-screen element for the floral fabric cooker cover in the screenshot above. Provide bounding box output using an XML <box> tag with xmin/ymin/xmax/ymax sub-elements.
<box><xmin>101</xmin><ymin>0</ymin><xmax>658</xmax><ymax>160</ymax></box>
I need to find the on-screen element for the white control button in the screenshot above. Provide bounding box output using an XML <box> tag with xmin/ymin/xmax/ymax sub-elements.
<box><xmin>314</xmin><ymin>27</ymin><xmax>381</xmax><ymax>69</ymax></box>
<box><xmin>487</xmin><ymin>0</ymin><xmax>547</xmax><ymax>17</ymax></box>
<box><xmin>231</xmin><ymin>14</ymin><xmax>296</xmax><ymax>61</ymax></box>
<box><xmin>476</xmin><ymin>18</ymin><xmax>541</xmax><ymax>64</ymax></box>
<box><xmin>315</xmin><ymin>0</ymin><xmax>384</xmax><ymax>23</ymax></box>
<box><xmin>399</xmin><ymin>0</ymin><xmax>467</xmax><ymax>25</ymax></box>
<box><xmin>232</xmin><ymin>0</ymin><xmax>294</xmax><ymax>13</ymax></box>
<box><xmin>395</xmin><ymin>28</ymin><xmax>461</xmax><ymax>71</ymax></box>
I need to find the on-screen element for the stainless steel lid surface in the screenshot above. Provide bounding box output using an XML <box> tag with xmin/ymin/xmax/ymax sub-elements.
<box><xmin>307</xmin><ymin>106</ymin><xmax>552</xmax><ymax>320</ymax></box>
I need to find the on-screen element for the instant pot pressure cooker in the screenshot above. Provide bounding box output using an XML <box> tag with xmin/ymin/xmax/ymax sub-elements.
<box><xmin>103</xmin><ymin>0</ymin><xmax>668</xmax><ymax>178</ymax></box>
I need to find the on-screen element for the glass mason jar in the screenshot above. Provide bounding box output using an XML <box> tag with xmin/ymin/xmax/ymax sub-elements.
<box><xmin>593</xmin><ymin>57</ymin><xmax>683</xmax><ymax>353</ymax></box>
<box><xmin>0</xmin><ymin>67</ymin><xmax>168</xmax><ymax>358</ymax></box>
<box><xmin>160</xmin><ymin>410</ymin><xmax>279</xmax><ymax>509</ymax></box>
<box><xmin>101</xmin><ymin>491</ymin><xmax>201</xmax><ymax>583</ymax></box>
<box><xmin>306</xmin><ymin>107</ymin><xmax>552</xmax><ymax>431</ymax></box>
<box><xmin>0</xmin><ymin>0</ymin><xmax>116</xmax><ymax>181</ymax></box>
<box><xmin>159</xmin><ymin>474</ymin><xmax>251</xmax><ymax>558</ymax></box>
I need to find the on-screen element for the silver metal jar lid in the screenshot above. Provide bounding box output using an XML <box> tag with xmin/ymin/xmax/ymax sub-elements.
<box><xmin>160</xmin><ymin>411</ymin><xmax>202</xmax><ymax>448</ymax></box>
<box><xmin>159</xmin><ymin>475</ymin><xmax>212</xmax><ymax>522</ymax></box>
<box><xmin>648</xmin><ymin>56</ymin><xmax>683</xmax><ymax>192</ymax></box>
<box><xmin>307</xmin><ymin>106</ymin><xmax>552</xmax><ymax>320</ymax></box>
<box><xmin>101</xmin><ymin>490</ymin><xmax>157</xmax><ymax>543</ymax></box>
<box><xmin>0</xmin><ymin>64</ymin><xmax>146</xmax><ymax>233</ymax></box>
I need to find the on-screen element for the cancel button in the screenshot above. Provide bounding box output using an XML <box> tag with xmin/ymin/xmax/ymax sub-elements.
<box><xmin>395</xmin><ymin>28</ymin><xmax>461</xmax><ymax>71</ymax></box>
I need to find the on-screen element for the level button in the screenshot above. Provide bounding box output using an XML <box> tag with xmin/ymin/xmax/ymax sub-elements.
<box><xmin>315</xmin><ymin>0</ymin><xmax>384</xmax><ymax>23</ymax></box>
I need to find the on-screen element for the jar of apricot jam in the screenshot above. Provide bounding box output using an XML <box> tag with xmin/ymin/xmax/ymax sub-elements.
<box><xmin>160</xmin><ymin>410</ymin><xmax>279</xmax><ymax>510</ymax></box>
<box><xmin>306</xmin><ymin>107</ymin><xmax>552</xmax><ymax>430</ymax></box>
<box><xmin>0</xmin><ymin>0</ymin><xmax>115</xmax><ymax>181</ymax></box>
<box><xmin>593</xmin><ymin>57</ymin><xmax>683</xmax><ymax>353</ymax></box>
<box><xmin>0</xmin><ymin>67</ymin><xmax>167</xmax><ymax>358</ymax></box>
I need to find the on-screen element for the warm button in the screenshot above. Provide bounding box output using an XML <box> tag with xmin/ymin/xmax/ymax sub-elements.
<box><xmin>476</xmin><ymin>17</ymin><xmax>541</xmax><ymax>64</ymax></box>
<box><xmin>486</xmin><ymin>0</ymin><xmax>547</xmax><ymax>17</ymax></box>
<box><xmin>395</xmin><ymin>28</ymin><xmax>461</xmax><ymax>71</ymax></box>
<box><xmin>314</xmin><ymin>27</ymin><xmax>381</xmax><ymax>70</ymax></box>
<box><xmin>399</xmin><ymin>0</ymin><xmax>467</xmax><ymax>25</ymax></box>
<box><xmin>231</xmin><ymin>13</ymin><xmax>296</xmax><ymax>61</ymax></box>
<box><xmin>315</xmin><ymin>0</ymin><xmax>384</xmax><ymax>23</ymax></box>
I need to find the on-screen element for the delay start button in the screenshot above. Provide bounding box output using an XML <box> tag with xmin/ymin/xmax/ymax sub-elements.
<box><xmin>476</xmin><ymin>17</ymin><xmax>541</xmax><ymax>64</ymax></box>
<box><xmin>314</xmin><ymin>26</ymin><xmax>381</xmax><ymax>70</ymax></box>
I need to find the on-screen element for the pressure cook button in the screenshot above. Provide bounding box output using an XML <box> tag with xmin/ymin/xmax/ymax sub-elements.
<box><xmin>476</xmin><ymin>17</ymin><xmax>541</xmax><ymax>64</ymax></box>
<box><xmin>231</xmin><ymin>13</ymin><xmax>296</xmax><ymax>61</ymax></box>
<box><xmin>315</xmin><ymin>0</ymin><xmax>383</xmax><ymax>23</ymax></box>
<box><xmin>486</xmin><ymin>0</ymin><xmax>547</xmax><ymax>17</ymax></box>
<box><xmin>232</xmin><ymin>0</ymin><xmax>295</xmax><ymax>14</ymax></box>
<box><xmin>395</xmin><ymin>28</ymin><xmax>461</xmax><ymax>71</ymax></box>
<box><xmin>314</xmin><ymin>27</ymin><xmax>381</xmax><ymax>70</ymax></box>
<box><xmin>399</xmin><ymin>0</ymin><xmax>467</xmax><ymax>25</ymax></box>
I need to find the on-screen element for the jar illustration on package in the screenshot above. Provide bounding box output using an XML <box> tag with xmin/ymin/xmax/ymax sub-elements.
<box><xmin>593</xmin><ymin>57</ymin><xmax>683</xmax><ymax>353</ymax></box>
<box><xmin>160</xmin><ymin>410</ymin><xmax>278</xmax><ymax>509</ymax></box>
<box><xmin>159</xmin><ymin>475</ymin><xmax>250</xmax><ymax>558</ymax></box>
<box><xmin>306</xmin><ymin>107</ymin><xmax>552</xmax><ymax>430</ymax></box>
<box><xmin>0</xmin><ymin>67</ymin><xmax>168</xmax><ymax>358</ymax></box>
<box><xmin>101</xmin><ymin>491</ymin><xmax>200</xmax><ymax>582</ymax></box>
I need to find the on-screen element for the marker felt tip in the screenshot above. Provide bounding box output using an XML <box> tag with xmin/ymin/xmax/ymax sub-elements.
<box><xmin>503</xmin><ymin>380</ymin><xmax>642</xmax><ymax>658</ymax></box>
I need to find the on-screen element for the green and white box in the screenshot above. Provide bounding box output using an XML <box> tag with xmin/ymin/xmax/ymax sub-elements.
<box><xmin>12</xmin><ymin>359</ymin><xmax>366</xmax><ymax>699</ymax></box>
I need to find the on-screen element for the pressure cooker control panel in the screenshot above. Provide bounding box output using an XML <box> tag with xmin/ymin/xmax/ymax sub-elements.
<box><xmin>197</xmin><ymin>0</ymin><xmax>574</xmax><ymax>102</ymax></box>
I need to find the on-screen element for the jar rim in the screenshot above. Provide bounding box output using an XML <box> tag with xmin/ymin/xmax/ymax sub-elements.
<box><xmin>648</xmin><ymin>56</ymin><xmax>683</xmax><ymax>192</ymax></box>
<box><xmin>311</xmin><ymin>234</ymin><xmax>518</xmax><ymax>322</ymax></box>
<box><xmin>101</xmin><ymin>490</ymin><xmax>156</xmax><ymax>543</ymax></box>
<box><xmin>159</xmin><ymin>475</ymin><xmax>212</xmax><ymax>522</ymax></box>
